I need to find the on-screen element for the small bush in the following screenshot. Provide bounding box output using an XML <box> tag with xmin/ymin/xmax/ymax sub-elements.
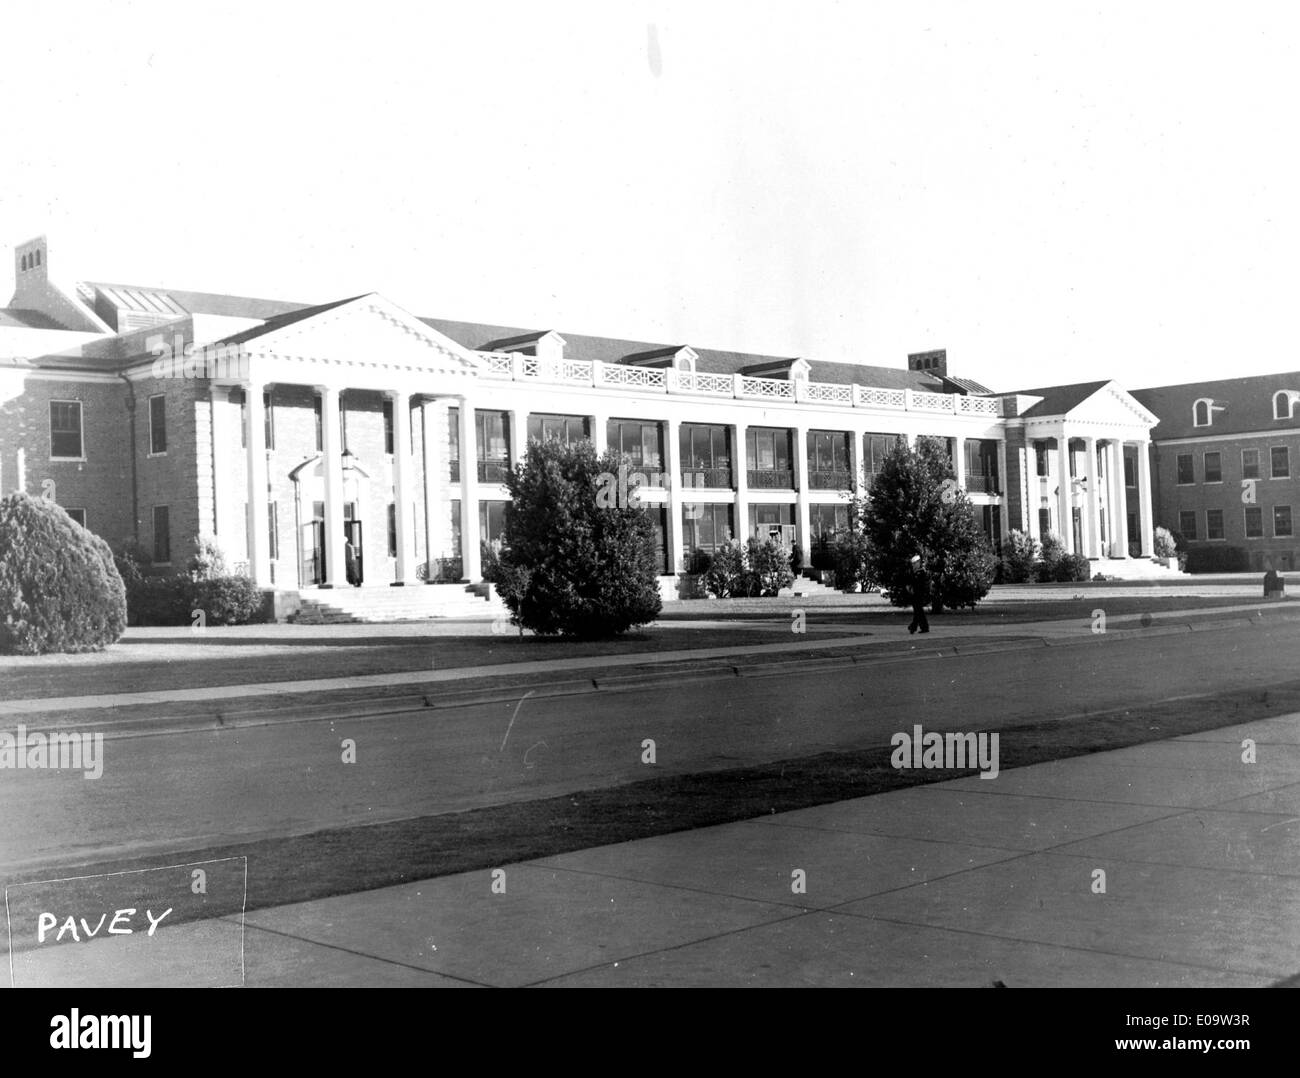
<box><xmin>125</xmin><ymin>573</ymin><xmax>263</xmax><ymax>626</ymax></box>
<box><xmin>832</xmin><ymin>529</ymin><xmax>872</xmax><ymax>591</ymax></box>
<box><xmin>0</xmin><ymin>493</ymin><xmax>127</xmax><ymax>654</ymax></box>
<box><xmin>1037</xmin><ymin>533</ymin><xmax>1067</xmax><ymax>583</ymax></box>
<box><xmin>188</xmin><ymin>535</ymin><xmax>228</xmax><ymax>580</ymax></box>
<box><xmin>1055</xmin><ymin>552</ymin><xmax>1092</xmax><ymax>582</ymax></box>
<box><xmin>1000</xmin><ymin>529</ymin><xmax>1039</xmax><ymax>584</ymax></box>
<box><xmin>1153</xmin><ymin>526</ymin><xmax>1178</xmax><ymax>560</ymax></box>
<box><xmin>703</xmin><ymin>540</ymin><xmax>748</xmax><ymax>598</ymax></box>
<box><xmin>746</xmin><ymin>537</ymin><xmax>794</xmax><ymax>597</ymax></box>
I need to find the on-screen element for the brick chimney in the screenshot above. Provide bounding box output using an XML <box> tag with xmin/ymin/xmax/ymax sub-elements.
<box><xmin>908</xmin><ymin>349</ymin><xmax>947</xmax><ymax>378</ymax></box>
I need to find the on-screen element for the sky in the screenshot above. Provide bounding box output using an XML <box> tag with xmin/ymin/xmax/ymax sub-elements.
<box><xmin>3</xmin><ymin>1</ymin><xmax>1299</xmax><ymax>392</ymax></box>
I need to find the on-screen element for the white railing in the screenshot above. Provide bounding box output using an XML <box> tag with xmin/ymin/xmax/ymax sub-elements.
<box><xmin>911</xmin><ymin>391</ymin><xmax>952</xmax><ymax>411</ymax></box>
<box><xmin>473</xmin><ymin>350</ymin><xmax>1001</xmax><ymax>417</ymax></box>
<box><xmin>803</xmin><ymin>381</ymin><xmax>853</xmax><ymax>404</ymax></box>
<box><xmin>856</xmin><ymin>386</ymin><xmax>907</xmax><ymax>409</ymax></box>
<box><xmin>676</xmin><ymin>371</ymin><xmax>734</xmax><ymax>395</ymax></box>
<box><xmin>740</xmin><ymin>376</ymin><xmax>795</xmax><ymax>399</ymax></box>
<box><xmin>958</xmin><ymin>395</ymin><xmax>999</xmax><ymax>416</ymax></box>
<box><xmin>602</xmin><ymin>365</ymin><xmax>667</xmax><ymax>389</ymax></box>
<box><xmin>560</xmin><ymin>359</ymin><xmax>593</xmax><ymax>382</ymax></box>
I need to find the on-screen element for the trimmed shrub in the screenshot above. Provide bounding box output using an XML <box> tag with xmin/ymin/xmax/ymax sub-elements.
<box><xmin>1036</xmin><ymin>532</ymin><xmax>1067</xmax><ymax>583</ymax></box>
<box><xmin>703</xmin><ymin>540</ymin><xmax>748</xmax><ymax>598</ymax></box>
<box><xmin>498</xmin><ymin>439</ymin><xmax>662</xmax><ymax>637</ymax></box>
<box><xmin>1000</xmin><ymin>529</ymin><xmax>1039</xmax><ymax>584</ymax></box>
<box><xmin>1153</xmin><ymin>526</ymin><xmax>1178</xmax><ymax>560</ymax></box>
<box><xmin>1055</xmin><ymin>552</ymin><xmax>1092</xmax><ymax>582</ymax></box>
<box><xmin>746</xmin><ymin>537</ymin><xmax>794</xmax><ymax>597</ymax></box>
<box><xmin>832</xmin><ymin>529</ymin><xmax>872</xmax><ymax>591</ymax></box>
<box><xmin>1184</xmin><ymin>544</ymin><xmax>1249</xmax><ymax>574</ymax></box>
<box><xmin>0</xmin><ymin>492</ymin><xmax>127</xmax><ymax>654</ymax></box>
<box><xmin>191</xmin><ymin>576</ymin><xmax>263</xmax><ymax>626</ymax></box>
<box><xmin>188</xmin><ymin>535</ymin><xmax>228</xmax><ymax>580</ymax></box>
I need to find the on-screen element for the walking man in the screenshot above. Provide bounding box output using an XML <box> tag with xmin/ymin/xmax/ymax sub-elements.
<box><xmin>907</xmin><ymin>553</ymin><xmax>929</xmax><ymax>635</ymax></box>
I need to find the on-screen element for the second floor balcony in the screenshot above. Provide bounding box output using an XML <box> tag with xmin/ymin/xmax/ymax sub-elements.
<box><xmin>747</xmin><ymin>468</ymin><xmax>795</xmax><ymax>490</ymax></box>
<box><xmin>809</xmin><ymin>469</ymin><xmax>853</xmax><ymax>490</ymax></box>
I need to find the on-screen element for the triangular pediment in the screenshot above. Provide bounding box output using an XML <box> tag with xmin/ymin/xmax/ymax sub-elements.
<box><xmin>233</xmin><ymin>294</ymin><xmax>486</xmax><ymax>375</ymax></box>
<box><xmin>1065</xmin><ymin>381</ymin><xmax>1159</xmax><ymax>428</ymax></box>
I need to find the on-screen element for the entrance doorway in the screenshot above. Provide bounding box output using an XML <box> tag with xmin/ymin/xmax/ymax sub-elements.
<box><xmin>1072</xmin><ymin>507</ymin><xmax>1083</xmax><ymax>555</ymax></box>
<box><xmin>301</xmin><ymin>500</ymin><xmax>325</xmax><ymax>585</ymax></box>
<box><xmin>344</xmin><ymin>503</ymin><xmax>364</xmax><ymax>585</ymax></box>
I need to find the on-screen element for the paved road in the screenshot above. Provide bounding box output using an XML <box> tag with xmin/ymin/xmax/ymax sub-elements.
<box><xmin>2</xmin><ymin>619</ymin><xmax>1293</xmax><ymax>875</ymax></box>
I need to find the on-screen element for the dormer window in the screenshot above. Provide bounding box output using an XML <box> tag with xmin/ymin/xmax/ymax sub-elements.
<box><xmin>20</xmin><ymin>255</ymin><xmax>27</xmax><ymax>271</ymax></box>
<box><xmin>1274</xmin><ymin>391</ymin><xmax>1296</xmax><ymax>420</ymax></box>
<box><xmin>1193</xmin><ymin>398</ymin><xmax>1213</xmax><ymax>427</ymax></box>
<box><xmin>34</xmin><ymin>250</ymin><xmax>40</xmax><ymax>266</ymax></box>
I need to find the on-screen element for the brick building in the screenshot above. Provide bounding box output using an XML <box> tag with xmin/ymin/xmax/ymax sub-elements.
<box><xmin>2</xmin><ymin>234</ymin><xmax>1191</xmax><ymax>617</ymax></box>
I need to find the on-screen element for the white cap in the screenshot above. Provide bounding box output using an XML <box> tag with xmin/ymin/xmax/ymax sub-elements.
<box><xmin>910</xmin><ymin>554</ymin><xmax>921</xmax><ymax>564</ymax></box>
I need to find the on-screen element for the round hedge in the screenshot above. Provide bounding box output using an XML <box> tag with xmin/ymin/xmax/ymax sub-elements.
<box><xmin>0</xmin><ymin>492</ymin><xmax>127</xmax><ymax>655</ymax></box>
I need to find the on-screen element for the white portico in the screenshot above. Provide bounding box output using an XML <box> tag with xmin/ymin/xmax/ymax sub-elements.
<box><xmin>207</xmin><ymin>293</ymin><xmax>487</xmax><ymax>589</ymax></box>
<box><xmin>1003</xmin><ymin>381</ymin><xmax>1159</xmax><ymax>561</ymax></box>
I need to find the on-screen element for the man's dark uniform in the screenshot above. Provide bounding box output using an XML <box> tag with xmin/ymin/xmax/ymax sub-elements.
<box><xmin>907</xmin><ymin>562</ymin><xmax>930</xmax><ymax>634</ymax></box>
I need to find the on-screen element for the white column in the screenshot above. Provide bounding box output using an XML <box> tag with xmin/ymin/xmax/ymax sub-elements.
<box><xmin>387</xmin><ymin>391</ymin><xmax>416</xmax><ymax>585</ymax></box>
<box><xmin>996</xmin><ymin>438</ymin><xmax>1010</xmax><ymax>546</ymax></box>
<box><xmin>849</xmin><ymin>429</ymin><xmax>865</xmax><ymax>495</ymax></box>
<box><xmin>421</xmin><ymin>400</ymin><xmax>441</xmax><ymax>583</ymax></box>
<box><xmin>244</xmin><ymin>381</ymin><xmax>272</xmax><ymax>586</ymax></box>
<box><xmin>1023</xmin><ymin>444</ymin><xmax>1040</xmax><ymax>543</ymax></box>
<box><xmin>1107</xmin><ymin>439</ymin><xmax>1128</xmax><ymax>557</ymax></box>
<box><xmin>1137</xmin><ymin>439</ymin><xmax>1154</xmax><ymax>557</ymax></box>
<box><xmin>665</xmin><ymin>418</ymin><xmax>685</xmax><ymax>573</ymax></box>
<box><xmin>953</xmin><ymin>435</ymin><xmax>967</xmax><ymax>490</ymax></box>
<box><xmin>733</xmin><ymin>422</ymin><xmax>750</xmax><ymax>543</ymax></box>
<box><xmin>794</xmin><ymin>426</ymin><xmax>811</xmax><ymax>557</ymax></box>
<box><xmin>316</xmin><ymin>386</ymin><xmax>346</xmax><ymax>586</ymax></box>
<box><xmin>458</xmin><ymin>396</ymin><xmax>480</xmax><ymax>581</ymax></box>
<box><xmin>589</xmin><ymin>411</ymin><xmax>608</xmax><ymax>457</ymax></box>
<box><xmin>211</xmin><ymin>388</ymin><xmax>235</xmax><ymax>542</ymax></box>
<box><xmin>510</xmin><ymin>408</ymin><xmax>528</xmax><ymax>466</ymax></box>
<box><xmin>1083</xmin><ymin>435</ymin><xmax>1099</xmax><ymax>557</ymax></box>
<box><xmin>1056</xmin><ymin>432</ymin><xmax>1073</xmax><ymax>552</ymax></box>
<box><xmin>15</xmin><ymin>447</ymin><xmax>25</xmax><ymax>492</ymax></box>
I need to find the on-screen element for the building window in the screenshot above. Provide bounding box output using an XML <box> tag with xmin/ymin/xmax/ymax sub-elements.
<box><xmin>153</xmin><ymin>505</ymin><xmax>171</xmax><ymax>562</ymax></box>
<box><xmin>746</xmin><ymin>427</ymin><xmax>794</xmax><ymax>489</ymax></box>
<box><xmin>1179</xmin><ymin>510</ymin><xmax>1197</xmax><ymax>540</ymax></box>
<box><xmin>807</xmin><ymin>430</ymin><xmax>851</xmax><ymax>489</ymax></box>
<box><xmin>1242</xmin><ymin>449</ymin><xmax>1260</xmax><ymax>479</ymax></box>
<box><xmin>1193</xmin><ymin>399</ymin><xmax>1213</xmax><ymax>427</ymax></box>
<box><xmin>1272</xmin><ymin>446</ymin><xmax>1290</xmax><ymax>478</ymax></box>
<box><xmin>1038</xmin><ymin>507</ymin><xmax>1052</xmax><ymax>536</ymax></box>
<box><xmin>682</xmin><ymin>503</ymin><xmax>733</xmax><ymax>565</ymax></box>
<box><xmin>527</xmin><ymin>413</ymin><xmax>589</xmax><ymax>447</ymax></box>
<box><xmin>1034</xmin><ymin>442</ymin><xmax>1049</xmax><ymax>477</ymax></box>
<box><xmin>1274</xmin><ymin>391</ymin><xmax>1296</xmax><ymax>420</ymax></box>
<box><xmin>749</xmin><ymin>503</ymin><xmax>794</xmax><ymax>543</ymax></box>
<box><xmin>679</xmin><ymin>424</ymin><xmax>732</xmax><ymax>488</ymax></box>
<box><xmin>148</xmin><ymin>394</ymin><xmax>167</xmax><ymax>454</ymax></box>
<box><xmin>262</xmin><ymin>391</ymin><xmax>275</xmax><ymax>451</ymax></box>
<box><xmin>1204</xmin><ymin>451</ymin><xmax>1222</xmax><ymax>483</ymax></box>
<box><xmin>863</xmin><ymin>433</ymin><xmax>900</xmax><ymax>479</ymax></box>
<box><xmin>1275</xmin><ymin>506</ymin><xmax>1293</xmax><ymax>538</ymax></box>
<box><xmin>65</xmin><ymin>508</ymin><xmax>87</xmax><ymax>528</ymax></box>
<box><xmin>387</xmin><ymin>503</ymin><xmax>397</xmax><ymax>557</ymax></box>
<box><xmin>383</xmin><ymin>399</ymin><xmax>394</xmax><ymax>454</ymax></box>
<box><xmin>1124</xmin><ymin>454</ymin><xmax>1136</xmax><ymax>488</ymax></box>
<box><xmin>314</xmin><ymin>396</ymin><xmax>323</xmax><ymax>452</ymax></box>
<box><xmin>1176</xmin><ymin>454</ymin><xmax>1194</xmax><ymax>485</ymax></box>
<box><xmin>268</xmin><ymin>502</ymin><xmax>279</xmax><ymax>560</ymax></box>
<box><xmin>49</xmin><ymin>401</ymin><xmax>84</xmax><ymax>459</ymax></box>
<box><xmin>1245</xmin><ymin>506</ymin><xmax>1264</xmax><ymax>538</ymax></box>
<box><xmin>964</xmin><ymin>438</ymin><xmax>1000</xmax><ymax>493</ymax></box>
<box><xmin>478</xmin><ymin>500</ymin><xmax>509</xmax><ymax>548</ymax></box>
<box><xmin>1206</xmin><ymin>509</ymin><xmax>1225</xmax><ymax>541</ymax></box>
<box><xmin>609</xmin><ymin>420</ymin><xmax>665</xmax><ymax>484</ymax></box>
<box><xmin>476</xmin><ymin>411</ymin><xmax>511</xmax><ymax>483</ymax></box>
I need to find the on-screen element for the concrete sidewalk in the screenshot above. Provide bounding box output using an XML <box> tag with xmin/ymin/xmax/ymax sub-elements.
<box><xmin>2</xmin><ymin>601</ymin><xmax>1294</xmax><ymax>719</ymax></box>
<box><xmin>9</xmin><ymin>713</ymin><xmax>1298</xmax><ymax>987</ymax></box>
<box><xmin>215</xmin><ymin>712</ymin><xmax>1298</xmax><ymax>987</ymax></box>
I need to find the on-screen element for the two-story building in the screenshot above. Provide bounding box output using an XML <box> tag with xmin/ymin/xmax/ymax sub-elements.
<box><xmin>1</xmin><ymin>235</ymin><xmax>1169</xmax><ymax>617</ymax></box>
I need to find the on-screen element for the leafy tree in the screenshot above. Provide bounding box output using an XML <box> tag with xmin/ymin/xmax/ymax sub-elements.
<box><xmin>0</xmin><ymin>492</ymin><xmax>127</xmax><ymax>654</ymax></box>
<box><xmin>703</xmin><ymin>539</ymin><xmax>748</xmax><ymax>598</ymax></box>
<box><xmin>856</xmin><ymin>436</ymin><xmax>996</xmax><ymax>612</ymax></box>
<box><xmin>1000</xmin><ymin>529</ymin><xmax>1039</xmax><ymax>583</ymax></box>
<box><xmin>497</xmin><ymin>439</ymin><xmax>662</xmax><ymax>638</ymax></box>
<box><xmin>746</xmin><ymin>537</ymin><xmax>795</xmax><ymax>596</ymax></box>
